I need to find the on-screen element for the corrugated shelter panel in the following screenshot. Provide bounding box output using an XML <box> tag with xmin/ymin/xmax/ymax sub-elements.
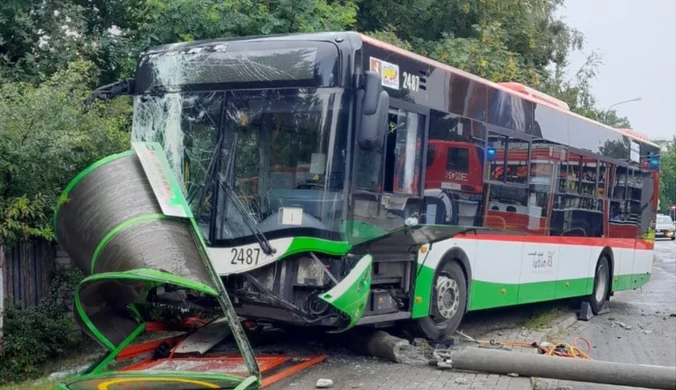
<box><xmin>94</xmin><ymin>219</ymin><xmax>215</xmax><ymax>287</ymax></box>
<box><xmin>55</xmin><ymin>153</ymin><xmax>162</xmax><ymax>274</ymax></box>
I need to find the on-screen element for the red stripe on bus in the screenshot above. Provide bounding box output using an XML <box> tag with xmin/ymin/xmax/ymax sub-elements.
<box><xmin>455</xmin><ymin>234</ymin><xmax>654</xmax><ymax>250</ymax></box>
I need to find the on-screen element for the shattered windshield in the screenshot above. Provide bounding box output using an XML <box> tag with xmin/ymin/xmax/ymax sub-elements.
<box><xmin>215</xmin><ymin>88</ymin><xmax>348</xmax><ymax>244</ymax></box>
<box><xmin>132</xmin><ymin>88</ymin><xmax>349</xmax><ymax>244</ymax></box>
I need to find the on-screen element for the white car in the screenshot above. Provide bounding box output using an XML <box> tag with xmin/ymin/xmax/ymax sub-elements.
<box><xmin>655</xmin><ymin>214</ymin><xmax>675</xmax><ymax>240</ymax></box>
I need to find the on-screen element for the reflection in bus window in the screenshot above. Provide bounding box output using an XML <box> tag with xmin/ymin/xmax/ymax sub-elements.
<box><xmin>551</xmin><ymin>194</ymin><xmax>603</xmax><ymax>237</ymax></box>
<box><xmin>487</xmin><ymin>133</ymin><xmax>506</xmax><ymax>181</ymax></box>
<box><xmin>447</xmin><ymin>148</ymin><xmax>469</xmax><ymax>172</ymax></box>
<box><xmin>598</xmin><ymin>161</ymin><xmax>608</xmax><ymax>198</ymax></box>
<box><xmin>612</xmin><ymin>166</ymin><xmax>628</xmax><ymax>200</ymax></box>
<box><xmin>559</xmin><ymin>152</ymin><xmax>581</xmax><ymax>194</ymax></box>
<box><xmin>425</xmin><ymin>111</ymin><xmax>486</xmax><ymax>227</ymax></box>
<box><xmin>388</xmin><ymin>108</ymin><xmax>424</xmax><ymax>195</ymax></box>
<box><xmin>528</xmin><ymin>142</ymin><xmax>557</xmax><ymax>234</ymax></box>
<box><xmin>505</xmin><ymin>137</ymin><xmax>530</xmax><ymax>185</ymax></box>
<box><xmin>484</xmin><ymin>184</ymin><xmax>531</xmax><ymax>233</ymax></box>
<box><xmin>627</xmin><ymin>167</ymin><xmax>642</xmax><ymax>226</ymax></box>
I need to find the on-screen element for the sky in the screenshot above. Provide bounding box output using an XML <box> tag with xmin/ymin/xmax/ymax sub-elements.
<box><xmin>556</xmin><ymin>0</ymin><xmax>676</xmax><ymax>141</ymax></box>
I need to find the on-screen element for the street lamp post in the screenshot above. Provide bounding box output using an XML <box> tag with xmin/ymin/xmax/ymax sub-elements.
<box><xmin>608</xmin><ymin>97</ymin><xmax>642</xmax><ymax>111</ymax></box>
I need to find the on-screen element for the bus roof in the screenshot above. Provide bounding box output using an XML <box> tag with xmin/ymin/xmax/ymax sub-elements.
<box><xmin>359</xmin><ymin>33</ymin><xmax>658</xmax><ymax>149</ymax></box>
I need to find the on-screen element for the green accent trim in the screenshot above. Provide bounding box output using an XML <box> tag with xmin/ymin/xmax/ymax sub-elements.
<box><xmin>82</xmin><ymin>269</ymin><xmax>219</xmax><ymax>297</ymax></box>
<box><xmin>234</xmin><ymin>375</ymin><xmax>260</xmax><ymax>390</ymax></box>
<box><xmin>284</xmin><ymin>237</ymin><xmax>351</xmax><ymax>258</ymax></box>
<box><xmin>90</xmin><ymin>323</ymin><xmax>146</xmax><ymax>374</ymax></box>
<box><xmin>412</xmin><ymin>266</ymin><xmax>653</xmax><ymax>317</ymax></box>
<box><xmin>61</xmin><ymin>371</ymin><xmax>245</xmax><ymax>389</ymax></box>
<box><xmin>320</xmin><ymin>254</ymin><xmax>372</xmax><ymax>332</ymax></box>
<box><xmin>553</xmin><ymin>278</ymin><xmax>592</xmax><ymax>300</ymax></box>
<box><xmin>468</xmin><ymin>280</ymin><xmax>519</xmax><ymax>311</ymax></box>
<box><xmin>53</xmin><ymin>149</ymin><xmax>135</xmax><ymax>231</ymax></box>
<box><xmin>613</xmin><ymin>272</ymin><xmax>651</xmax><ymax>291</ymax></box>
<box><xmin>188</xmin><ymin>215</ymin><xmax>261</xmax><ymax>380</ymax></box>
<box><xmin>90</xmin><ymin>214</ymin><xmax>168</xmax><ymax>273</ymax></box>
<box><xmin>74</xmin><ymin>268</ymin><xmax>220</xmax><ymax>355</ymax></box>
<box><xmin>411</xmin><ymin>264</ymin><xmax>435</xmax><ymax>319</ymax></box>
<box><xmin>74</xmin><ymin>287</ymin><xmax>115</xmax><ymax>350</ymax></box>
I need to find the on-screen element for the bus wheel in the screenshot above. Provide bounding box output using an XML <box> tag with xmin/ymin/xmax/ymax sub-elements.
<box><xmin>587</xmin><ymin>256</ymin><xmax>610</xmax><ymax>314</ymax></box>
<box><xmin>415</xmin><ymin>261</ymin><xmax>467</xmax><ymax>341</ymax></box>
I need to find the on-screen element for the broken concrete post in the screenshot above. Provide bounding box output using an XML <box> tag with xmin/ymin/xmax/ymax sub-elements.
<box><xmin>444</xmin><ymin>347</ymin><xmax>676</xmax><ymax>390</ymax></box>
<box><xmin>348</xmin><ymin>330</ymin><xmax>429</xmax><ymax>365</ymax></box>
<box><xmin>348</xmin><ymin>330</ymin><xmax>409</xmax><ymax>363</ymax></box>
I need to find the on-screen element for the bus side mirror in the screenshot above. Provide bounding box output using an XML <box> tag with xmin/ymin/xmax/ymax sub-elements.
<box><xmin>358</xmin><ymin>71</ymin><xmax>389</xmax><ymax>150</ymax></box>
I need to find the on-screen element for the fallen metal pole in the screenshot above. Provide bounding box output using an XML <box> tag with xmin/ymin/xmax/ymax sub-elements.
<box><xmin>444</xmin><ymin>347</ymin><xmax>676</xmax><ymax>390</ymax></box>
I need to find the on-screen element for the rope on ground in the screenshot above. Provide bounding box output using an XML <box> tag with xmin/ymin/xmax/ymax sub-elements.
<box><xmin>454</xmin><ymin>330</ymin><xmax>593</xmax><ymax>359</ymax></box>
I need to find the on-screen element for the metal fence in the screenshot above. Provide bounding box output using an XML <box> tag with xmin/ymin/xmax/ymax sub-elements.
<box><xmin>1</xmin><ymin>240</ymin><xmax>56</xmax><ymax>308</ymax></box>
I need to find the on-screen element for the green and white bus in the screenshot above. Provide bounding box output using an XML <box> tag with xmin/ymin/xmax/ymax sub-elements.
<box><xmin>99</xmin><ymin>32</ymin><xmax>662</xmax><ymax>340</ymax></box>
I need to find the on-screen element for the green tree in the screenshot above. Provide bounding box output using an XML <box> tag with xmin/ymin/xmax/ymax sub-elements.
<box><xmin>361</xmin><ymin>0</ymin><xmax>583</xmax><ymax>84</ymax></box>
<box><xmin>0</xmin><ymin>61</ymin><xmax>131</xmax><ymax>244</ymax></box>
<box><xmin>658</xmin><ymin>138</ymin><xmax>676</xmax><ymax>213</ymax></box>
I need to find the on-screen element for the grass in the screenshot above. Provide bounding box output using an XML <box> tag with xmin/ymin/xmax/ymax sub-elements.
<box><xmin>0</xmin><ymin>381</ymin><xmax>57</xmax><ymax>390</ymax></box>
<box><xmin>0</xmin><ymin>346</ymin><xmax>100</xmax><ymax>390</ymax></box>
<box><xmin>523</xmin><ymin>305</ymin><xmax>567</xmax><ymax>330</ymax></box>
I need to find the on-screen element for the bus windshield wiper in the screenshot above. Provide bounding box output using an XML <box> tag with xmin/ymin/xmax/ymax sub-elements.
<box><xmin>217</xmin><ymin>171</ymin><xmax>276</xmax><ymax>256</ymax></box>
<box><xmin>218</xmin><ymin>142</ymin><xmax>275</xmax><ymax>256</ymax></box>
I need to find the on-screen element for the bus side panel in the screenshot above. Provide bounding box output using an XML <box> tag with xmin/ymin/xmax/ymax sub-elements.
<box><xmin>612</xmin><ymin>244</ymin><xmax>635</xmax><ymax>291</ymax></box>
<box><xmin>631</xmin><ymin>239</ymin><xmax>653</xmax><ymax>289</ymax></box>
<box><xmin>469</xmin><ymin>240</ymin><xmax>523</xmax><ymax>310</ymax></box>
<box><xmin>410</xmin><ymin>238</ymin><xmax>477</xmax><ymax>319</ymax></box>
<box><xmin>517</xmin><ymin>242</ymin><xmax>559</xmax><ymax>304</ymax></box>
<box><xmin>554</xmin><ymin>243</ymin><xmax>593</xmax><ymax>299</ymax></box>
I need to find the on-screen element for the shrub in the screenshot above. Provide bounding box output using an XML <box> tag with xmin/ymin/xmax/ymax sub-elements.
<box><xmin>0</xmin><ymin>268</ymin><xmax>85</xmax><ymax>383</ymax></box>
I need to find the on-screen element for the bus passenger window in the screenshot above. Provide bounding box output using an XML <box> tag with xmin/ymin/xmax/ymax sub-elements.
<box><xmin>388</xmin><ymin>109</ymin><xmax>424</xmax><ymax>195</ymax></box>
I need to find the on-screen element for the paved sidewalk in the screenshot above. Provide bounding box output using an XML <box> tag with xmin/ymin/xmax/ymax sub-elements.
<box><xmin>266</xmin><ymin>315</ymin><xmax>579</xmax><ymax>390</ymax></box>
<box><xmin>266</xmin><ymin>355</ymin><xmax>533</xmax><ymax>390</ymax></box>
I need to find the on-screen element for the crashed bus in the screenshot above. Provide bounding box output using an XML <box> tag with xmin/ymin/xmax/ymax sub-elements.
<box><xmin>92</xmin><ymin>31</ymin><xmax>662</xmax><ymax>341</ymax></box>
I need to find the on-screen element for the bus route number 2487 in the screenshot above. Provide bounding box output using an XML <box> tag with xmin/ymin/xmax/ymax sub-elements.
<box><xmin>230</xmin><ymin>247</ymin><xmax>261</xmax><ymax>266</ymax></box>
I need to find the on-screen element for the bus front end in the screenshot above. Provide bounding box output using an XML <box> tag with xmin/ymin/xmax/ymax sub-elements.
<box><xmin>131</xmin><ymin>34</ymin><xmax>373</xmax><ymax>330</ymax></box>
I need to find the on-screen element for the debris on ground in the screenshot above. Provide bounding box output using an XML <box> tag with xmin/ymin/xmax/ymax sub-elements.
<box><xmin>454</xmin><ymin>377</ymin><xmax>468</xmax><ymax>385</ymax></box>
<box><xmin>316</xmin><ymin>378</ymin><xmax>334</xmax><ymax>388</ymax></box>
<box><xmin>611</xmin><ymin>321</ymin><xmax>632</xmax><ymax>330</ymax></box>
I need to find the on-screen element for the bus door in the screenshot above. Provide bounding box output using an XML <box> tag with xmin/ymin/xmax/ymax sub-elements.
<box><xmin>349</xmin><ymin>99</ymin><xmax>428</xmax><ymax>242</ymax></box>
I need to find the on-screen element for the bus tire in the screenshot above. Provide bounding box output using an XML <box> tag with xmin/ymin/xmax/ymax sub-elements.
<box><xmin>415</xmin><ymin>261</ymin><xmax>467</xmax><ymax>341</ymax></box>
<box><xmin>587</xmin><ymin>256</ymin><xmax>610</xmax><ymax>314</ymax></box>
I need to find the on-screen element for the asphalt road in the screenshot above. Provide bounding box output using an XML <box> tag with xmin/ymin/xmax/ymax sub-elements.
<box><xmin>535</xmin><ymin>239</ymin><xmax>676</xmax><ymax>390</ymax></box>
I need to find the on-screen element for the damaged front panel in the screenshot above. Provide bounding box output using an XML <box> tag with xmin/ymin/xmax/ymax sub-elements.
<box><xmin>54</xmin><ymin>142</ymin><xmax>260</xmax><ymax>388</ymax></box>
<box><xmin>131</xmin><ymin>39</ymin><xmax>342</xmax><ymax>187</ymax></box>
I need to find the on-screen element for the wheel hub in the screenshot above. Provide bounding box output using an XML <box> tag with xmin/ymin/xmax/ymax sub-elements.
<box><xmin>595</xmin><ymin>262</ymin><xmax>608</xmax><ymax>302</ymax></box>
<box><xmin>435</xmin><ymin>275</ymin><xmax>460</xmax><ymax>319</ymax></box>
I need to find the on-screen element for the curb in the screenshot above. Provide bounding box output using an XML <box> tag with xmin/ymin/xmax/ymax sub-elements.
<box><xmin>541</xmin><ymin>312</ymin><xmax>578</xmax><ymax>342</ymax></box>
<box><xmin>528</xmin><ymin>312</ymin><xmax>578</xmax><ymax>389</ymax></box>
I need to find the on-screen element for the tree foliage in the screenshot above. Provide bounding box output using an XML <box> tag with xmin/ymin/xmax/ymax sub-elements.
<box><xmin>0</xmin><ymin>0</ymin><xmax>665</xmax><ymax>242</ymax></box>
<box><xmin>657</xmin><ymin>138</ymin><xmax>676</xmax><ymax>213</ymax></box>
<box><xmin>0</xmin><ymin>61</ymin><xmax>130</xmax><ymax>244</ymax></box>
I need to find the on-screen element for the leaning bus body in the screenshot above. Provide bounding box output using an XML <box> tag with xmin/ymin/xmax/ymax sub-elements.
<box><xmin>129</xmin><ymin>31</ymin><xmax>662</xmax><ymax>340</ymax></box>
